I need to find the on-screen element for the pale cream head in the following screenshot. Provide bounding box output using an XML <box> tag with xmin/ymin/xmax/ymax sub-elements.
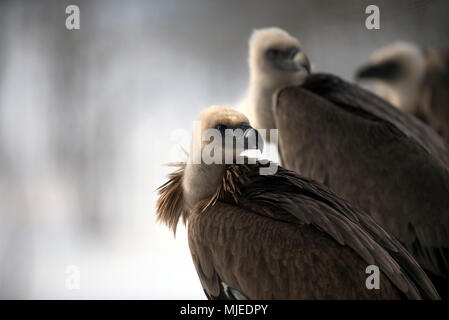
<box><xmin>356</xmin><ymin>42</ymin><xmax>426</xmax><ymax>112</ymax></box>
<box><xmin>184</xmin><ymin>105</ymin><xmax>260</xmax><ymax>208</ymax></box>
<box><xmin>249</xmin><ymin>27</ymin><xmax>310</xmax><ymax>89</ymax></box>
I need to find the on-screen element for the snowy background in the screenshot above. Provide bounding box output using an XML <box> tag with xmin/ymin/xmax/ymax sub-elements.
<box><xmin>0</xmin><ymin>0</ymin><xmax>448</xmax><ymax>299</ymax></box>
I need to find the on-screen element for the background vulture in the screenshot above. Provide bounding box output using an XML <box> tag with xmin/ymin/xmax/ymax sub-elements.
<box><xmin>356</xmin><ymin>42</ymin><xmax>449</xmax><ymax>145</ymax></box>
<box><xmin>274</xmin><ymin>73</ymin><xmax>449</xmax><ymax>297</ymax></box>
<box><xmin>156</xmin><ymin>105</ymin><xmax>440</xmax><ymax>300</ymax></box>
<box><xmin>226</xmin><ymin>26</ymin><xmax>448</xmax><ymax>299</ymax></box>
<box><xmin>239</xmin><ymin>27</ymin><xmax>310</xmax><ymax>143</ymax></box>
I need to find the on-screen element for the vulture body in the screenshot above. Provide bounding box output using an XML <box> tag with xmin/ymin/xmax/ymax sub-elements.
<box><xmin>356</xmin><ymin>43</ymin><xmax>449</xmax><ymax>145</ymax></box>
<box><xmin>275</xmin><ymin>73</ymin><xmax>449</xmax><ymax>297</ymax></box>
<box><xmin>156</xmin><ymin>105</ymin><xmax>439</xmax><ymax>300</ymax></box>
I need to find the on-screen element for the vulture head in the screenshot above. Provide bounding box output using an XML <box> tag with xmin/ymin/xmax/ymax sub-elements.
<box><xmin>355</xmin><ymin>42</ymin><xmax>426</xmax><ymax>113</ymax></box>
<box><xmin>249</xmin><ymin>27</ymin><xmax>311</xmax><ymax>91</ymax></box>
<box><xmin>190</xmin><ymin>105</ymin><xmax>263</xmax><ymax>164</ymax></box>
<box><xmin>157</xmin><ymin>105</ymin><xmax>262</xmax><ymax>233</ymax></box>
<box><xmin>242</xmin><ymin>27</ymin><xmax>311</xmax><ymax>140</ymax></box>
<box><xmin>158</xmin><ymin>105</ymin><xmax>262</xmax><ymax>225</ymax></box>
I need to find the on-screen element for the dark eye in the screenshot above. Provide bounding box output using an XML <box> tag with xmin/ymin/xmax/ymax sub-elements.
<box><xmin>266</xmin><ymin>49</ymin><xmax>280</xmax><ymax>59</ymax></box>
<box><xmin>214</xmin><ymin>124</ymin><xmax>228</xmax><ymax>132</ymax></box>
<box><xmin>239</xmin><ymin>124</ymin><xmax>252</xmax><ymax>133</ymax></box>
<box><xmin>287</xmin><ymin>47</ymin><xmax>299</xmax><ymax>58</ymax></box>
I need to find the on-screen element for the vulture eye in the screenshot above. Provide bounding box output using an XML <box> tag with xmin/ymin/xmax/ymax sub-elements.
<box><xmin>266</xmin><ymin>49</ymin><xmax>281</xmax><ymax>59</ymax></box>
<box><xmin>214</xmin><ymin>124</ymin><xmax>228</xmax><ymax>132</ymax></box>
<box><xmin>239</xmin><ymin>123</ymin><xmax>252</xmax><ymax>133</ymax></box>
<box><xmin>287</xmin><ymin>47</ymin><xmax>299</xmax><ymax>58</ymax></box>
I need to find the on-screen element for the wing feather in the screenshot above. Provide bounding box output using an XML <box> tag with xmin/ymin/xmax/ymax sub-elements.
<box><xmin>188</xmin><ymin>164</ymin><xmax>440</xmax><ymax>299</ymax></box>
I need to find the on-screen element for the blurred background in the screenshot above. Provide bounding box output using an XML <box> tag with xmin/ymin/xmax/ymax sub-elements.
<box><xmin>0</xmin><ymin>0</ymin><xmax>448</xmax><ymax>299</ymax></box>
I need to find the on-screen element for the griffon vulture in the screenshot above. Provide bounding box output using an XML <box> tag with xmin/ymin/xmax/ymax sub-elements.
<box><xmin>239</xmin><ymin>27</ymin><xmax>310</xmax><ymax>142</ymax></box>
<box><xmin>156</xmin><ymin>105</ymin><xmax>439</xmax><ymax>300</ymax></box>
<box><xmin>237</xmin><ymin>28</ymin><xmax>448</xmax><ymax>295</ymax></box>
<box><xmin>356</xmin><ymin>42</ymin><xmax>449</xmax><ymax>144</ymax></box>
<box><xmin>274</xmin><ymin>73</ymin><xmax>449</xmax><ymax>297</ymax></box>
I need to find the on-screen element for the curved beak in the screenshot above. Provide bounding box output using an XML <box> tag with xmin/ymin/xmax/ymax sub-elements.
<box><xmin>273</xmin><ymin>50</ymin><xmax>311</xmax><ymax>74</ymax></box>
<box><xmin>240</xmin><ymin>124</ymin><xmax>264</xmax><ymax>154</ymax></box>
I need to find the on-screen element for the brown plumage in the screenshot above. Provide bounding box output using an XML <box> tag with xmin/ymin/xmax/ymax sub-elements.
<box><xmin>156</xmin><ymin>105</ymin><xmax>439</xmax><ymax>300</ymax></box>
<box><xmin>155</xmin><ymin>163</ymin><xmax>188</xmax><ymax>235</ymax></box>
<box><xmin>274</xmin><ymin>73</ymin><xmax>449</xmax><ymax>296</ymax></box>
<box><xmin>419</xmin><ymin>50</ymin><xmax>449</xmax><ymax>144</ymax></box>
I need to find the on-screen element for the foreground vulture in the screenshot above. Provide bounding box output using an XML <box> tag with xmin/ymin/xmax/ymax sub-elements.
<box><xmin>156</xmin><ymin>105</ymin><xmax>439</xmax><ymax>299</ymax></box>
<box><xmin>355</xmin><ymin>42</ymin><xmax>449</xmax><ymax>144</ymax></box>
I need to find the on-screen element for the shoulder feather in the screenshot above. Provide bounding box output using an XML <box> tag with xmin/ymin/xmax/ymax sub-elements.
<box><xmin>155</xmin><ymin>163</ymin><xmax>189</xmax><ymax>235</ymax></box>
